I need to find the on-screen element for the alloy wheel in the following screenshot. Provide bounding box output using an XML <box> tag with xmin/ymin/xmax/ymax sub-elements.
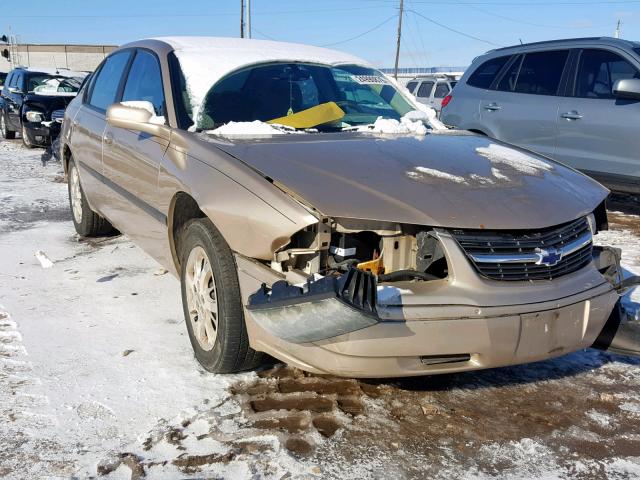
<box><xmin>185</xmin><ymin>245</ymin><xmax>219</xmax><ymax>351</ymax></box>
<box><xmin>69</xmin><ymin>165</ymin><xmax>83</xmax><ymax>224</ymax></box>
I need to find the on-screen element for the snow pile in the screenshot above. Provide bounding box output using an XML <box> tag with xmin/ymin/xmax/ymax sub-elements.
<box><xmin>357</xmin><ymin>116</ymin><xmax>428</xmax><ymax>135</ymax></box>
<box><xmin>208</xmin><ymin>120</ymin><xmax>289</xmax><ymax>136</ymax></box>
<box><xmin>119</xmin><ymin>101</ymin><xmax>166</xmax><ymax>125</ymax></box>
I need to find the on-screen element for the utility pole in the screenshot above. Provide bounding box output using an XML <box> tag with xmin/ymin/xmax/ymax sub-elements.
<box><xmin>614</xmin><ymin>19</ymin><xmax>621</xmax><ymax>39</ymax></box>
<box><xmin>246</xmin><ymin>0</ymin><xmax>252</xmax><ymax>39</ymax></box>
<box><xmin>240</xmin><ymin>0</ymin><xmax>245</xmax><ymax>38</ymax></box>
<box><xmin>393</xmin><ymin>0</ymin><xmax>404</xmax><ymax>80</ymax></box>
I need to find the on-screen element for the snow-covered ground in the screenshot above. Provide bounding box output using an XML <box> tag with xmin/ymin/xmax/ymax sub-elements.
<box><xmin>0</xmin><ymin>138</ymin><xmax>639</xmax><ymax>479</ymax></box>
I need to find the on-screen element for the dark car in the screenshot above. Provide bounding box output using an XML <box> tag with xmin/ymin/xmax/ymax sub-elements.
<box><xmin>0</xmin><ymin>67</ymin><xmax>86</xmax><ymax>147</ymax></box>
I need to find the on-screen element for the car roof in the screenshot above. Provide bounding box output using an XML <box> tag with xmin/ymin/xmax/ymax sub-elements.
<box><xmin>487</xmin><ymin>36</ymin><xmax>640</xmax><ymax>55</ymax></box>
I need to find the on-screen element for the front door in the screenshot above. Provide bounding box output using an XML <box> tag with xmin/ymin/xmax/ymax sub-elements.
<box><xmin>101</xmin><ymin>48</ymin><xmax>172</xmax><ymax>265</ymax></box>
<box><xmin>556</xmin><ymin>48</ymin><xmax>640</xmax><ymax>191</ymax></box>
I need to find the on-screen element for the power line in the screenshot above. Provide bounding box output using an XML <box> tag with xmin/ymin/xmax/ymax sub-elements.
<box><xmin>321</xmin><ymin>14</ymin><xmax>398</xmax><ymax>47</ymax></box>
<box><xmin>408</xmin><ymin>9</ymin><xmax>503</xmax><ymax>47</ymax></box>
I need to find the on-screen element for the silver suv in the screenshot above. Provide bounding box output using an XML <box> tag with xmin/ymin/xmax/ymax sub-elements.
<box><xmin>405</xmin><ymin>76</ymin><xmax>457</xmax><ymax>114</ymax></box>
<box><xmin>441</xmin><ymin>37</ymin><xmax>640</xmax><ymax>194</ymax></box>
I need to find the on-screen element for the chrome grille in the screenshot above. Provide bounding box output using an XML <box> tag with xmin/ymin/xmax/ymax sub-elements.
<box><xmin>451</xmin><ymin>217</ymin><xmax>593</xmax><ymax>281</ymax></box>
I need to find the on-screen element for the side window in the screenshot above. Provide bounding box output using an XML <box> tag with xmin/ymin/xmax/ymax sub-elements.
<box><xmin>122</xmin><ymin>50</ymin><xmax>165</xmax><ymax>116</ymax></box>
<box><xmin>406</xmin><ymin>81</ymin><xmax>418</xmax><ymax>93</ymax></box>
<box><xmin>575</xmin><ymin>49</ymin><xmax>640</xmax><ymax>99</ymax></box>
<box><xmin>88</xmin><ymin>51</ymin><xmax>132</xmax><ymax>111</ymax></box>
<box><xmin>497</xmin><ymin>56</ymin><xmax>522</xmax><ymax>92</ymax></box>
<box><xmin>13</xmin><ymin>73</ymin><xmax>24</xmax><ymax>91</ymax></box>
<box><xmin>417</xmin><ymin>81</ymin><xmax>434</xmax><ymax>98</ymax></box>
<box><xmin>467</xmin><ymin>55</ymin><xmax>510</xmax><ymax>89</ymax></box>
<box><xmin>513</xmin><ymin>50</ymin><xmax>569</xmax><ymax>95</ymax></box>
<box><xmin>434</xmin><ymin>82</ymin><xmax>449</xmax><ymax>98</ymax></box>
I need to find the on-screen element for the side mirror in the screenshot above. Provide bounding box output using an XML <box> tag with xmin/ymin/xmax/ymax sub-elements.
<box><xmin>106</xmin><ymin>101</ymin><xmax>169</xmax><ymax>139</ymax></box>
<box><xmin>8</xmin><ymin>86</ymin><xmax>22</xmax><ymax>94</ymax></box>
<box><xmin>613</xmin><ymin>78</ymin><xmax>640</xmax><ymax>101</ymax></box>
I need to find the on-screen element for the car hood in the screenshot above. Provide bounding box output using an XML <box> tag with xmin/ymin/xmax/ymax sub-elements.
<box><xmin>210</xmin><ymin>131</ymin><xmax>608</xmax><ymax>230</ymax></box>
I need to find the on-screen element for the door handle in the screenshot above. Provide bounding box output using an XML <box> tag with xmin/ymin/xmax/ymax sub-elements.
<box><xmin>103</xmin><ymin>132</ymin><xmax>113</xmax><ymax>145</ymax></box>
<box><xmin>561</xmin><ymin>111</ymin><xmax>583</xmax><ymax>120</ymax></box>
<box><xmin>484</xmin><ymin>102</ymin><xmax>501</xmax><ymax>111</ymax></box>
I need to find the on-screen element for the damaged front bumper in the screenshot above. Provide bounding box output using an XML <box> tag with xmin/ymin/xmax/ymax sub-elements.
<box><xmin>248</xmin><ymin>268</ymin><xmax>379</xmax><ymax>343</ymax></box>
<box><xmin>593</xmin><ymin>275</ymin><xmax>640</xmax><ymax>356</ymax></box>
<box><xmin>240</xmin><ymin>240</ymin><xmax>640</xmax><ymax>377</ymax></box>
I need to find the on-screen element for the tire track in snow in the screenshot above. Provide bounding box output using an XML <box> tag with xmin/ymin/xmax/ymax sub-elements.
<box><xmin>0</xmin><ymin>308</ymin><xmax>73</xmax><ymax>479</ymax></box>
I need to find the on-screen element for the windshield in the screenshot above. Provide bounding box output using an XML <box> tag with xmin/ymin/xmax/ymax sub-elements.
<box><xmin>28</xmin><ymin>75</ymin><xmax>82</xmax><ymax>93</ymax></box>
<box><xmin>198</xmin><ymin>63</ymin><xmax>415</xmax><ymax>131</ymax></box>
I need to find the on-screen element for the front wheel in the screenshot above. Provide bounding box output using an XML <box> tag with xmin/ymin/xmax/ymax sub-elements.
<box><xmin>179</xmin><ymin>218</ymin><xmax>262</xmax><ymax>373</ymax></box>
<box><xmin>0</xmin><ymin>112</ymin><xmax>16</xmax><ymax>140</ymax></box>
<box><xmin>67</xmin><ymin>158</ymin><xmax>114</xmax><ymax>236</ymax></box>
<box><xmin>22</xmin><ymin>124</ymin><xmax>35</xmax><ymax>148</ymax></box>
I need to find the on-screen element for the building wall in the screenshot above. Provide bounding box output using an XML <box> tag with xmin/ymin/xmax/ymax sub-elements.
<box><xmin>8</xmin><ymin>44</ymin><xmax>117</xmax><ymax>72</ymax></box>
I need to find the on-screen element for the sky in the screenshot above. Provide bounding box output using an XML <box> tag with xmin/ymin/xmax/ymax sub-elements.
<box><xmin>2</xmin><ymin>0</ymin><xmax>639</xmax><ymax>68</ymax></box>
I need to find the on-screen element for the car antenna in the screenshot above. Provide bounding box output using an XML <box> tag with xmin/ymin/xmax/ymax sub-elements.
<box><xmin>519</xmin><ymin>38</ymin><xmax>523</xmax><ymax>45</ymax></box>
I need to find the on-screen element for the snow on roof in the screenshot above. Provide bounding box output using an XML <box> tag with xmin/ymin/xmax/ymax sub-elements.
<box><xmin>154</xmin><ymin>36</ymin><xmax>371</xmax><ymax>125</ymax></box>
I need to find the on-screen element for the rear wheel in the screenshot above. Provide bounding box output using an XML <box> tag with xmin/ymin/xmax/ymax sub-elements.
<box><xmin>0</xmin><ymin>112</ymin><xmax>16</xmax><ymax>140</ymax></box>
<box><xmin>67</xmin><ymin>158</ymin><xmax>114</xmax><ymax>236</ymax></box>
<box><xmin>179</xmin><ymin>218</ymin><xmax>262</xmax><ymax>373</ymax></box>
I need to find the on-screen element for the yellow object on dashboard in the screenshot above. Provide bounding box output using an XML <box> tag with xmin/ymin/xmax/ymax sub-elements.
<box><xmin>268</xmin><ymin>102</ymin><xmax>345</xmax><ymax>129</ymax></box>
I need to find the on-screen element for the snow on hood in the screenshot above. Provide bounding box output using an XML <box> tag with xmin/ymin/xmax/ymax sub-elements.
<box><xmin>356</xmin><ymin>116</ymin><xmax>428</xmax><ymax>135</ymax></box>
<box><xmin>154</xmin><ymin>36</ymin><xmax>371</xmax><ymax>127</ymax></box>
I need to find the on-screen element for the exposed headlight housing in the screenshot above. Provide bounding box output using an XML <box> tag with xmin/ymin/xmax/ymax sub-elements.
<box><xmin>25</xmin><ymin>110</ymin><xmax>44</xmax><ymax>123</ymax></box>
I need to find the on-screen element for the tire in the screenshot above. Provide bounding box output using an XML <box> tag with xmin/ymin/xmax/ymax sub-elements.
<box><xmin>179</xmin><ymin>218</ymin><xmax>262</xmax><ymax>373</ymax></box>
<box><xmin>0</xmin><ymin>112</ymin><xmax>16</xmax><ymax>140</ymax></box>
<box><xmin>22</xmin><ymin>124</ymin><xmax>35</xmax><ymax>148</ymax></box>
<box><xmin>67</xmin><ymin>158</ymin><xmax>114</xmax><ymax>237</ymax></box>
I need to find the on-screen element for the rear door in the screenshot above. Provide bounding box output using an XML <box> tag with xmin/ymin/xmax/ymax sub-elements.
<box><xmin>479</xmin><ymin>50</ymin><xmax>570</xmax><ymax>159</ymax></box>
<box><xmin>556</xmin><ymin>48</ymin><xmax>640</xmax><ymax>191</ymax></box>
<box><xmin>70</xmin><ymin>50</ymin><xmax>132</xmax><ymax>214</ymax></box>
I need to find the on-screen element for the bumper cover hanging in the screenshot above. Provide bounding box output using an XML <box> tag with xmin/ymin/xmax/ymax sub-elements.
<box><xmin>247</xmin><ymin>268</ymin><xmax>379</xmax><ymax>343</ymax></box>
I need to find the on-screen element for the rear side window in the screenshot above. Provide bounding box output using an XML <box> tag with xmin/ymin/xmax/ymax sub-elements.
<box><xmin>417</xmin><ymin>81</ymin><xmax>434</xmax><ymax>98</ymax></box>
<box><xmin>575</xmin><ymin>49</ymin><xmax>640</xmax><ymax>99</ymax></box>
<box><xmin>88</xmin><ymin>51</ymin><xmax>132</xmax><ymax>111</ymax></box>
<box><xmin>434</xmin><ymin>82</ymin><xmax>449</xmax><ymax>98</ymax></box>
<box><xmin>122</xmin><ymin>50</ymin><xmax>165</xmax><ymax>116</ymax></box>
<box><xmin>467</xmin><ymin>55</ymin><xmax>510</xmax><ymax>89</ymax></box>
<box><xmin>406</xmin><ymin>81</ymin><xmax>418</xmax><ymax>93</ymax></box>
